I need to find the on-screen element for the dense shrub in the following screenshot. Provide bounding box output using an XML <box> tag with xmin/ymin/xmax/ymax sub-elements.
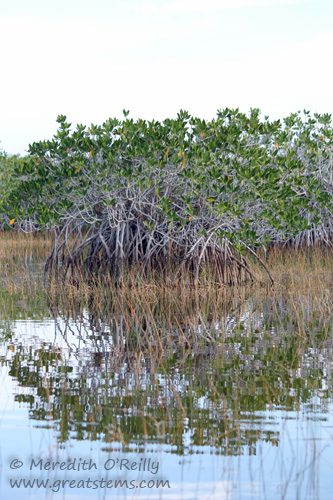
<box><xmin>1</xmin><ymin>108</ymin><xmax>332</xmax><ymax>283</ymax></box>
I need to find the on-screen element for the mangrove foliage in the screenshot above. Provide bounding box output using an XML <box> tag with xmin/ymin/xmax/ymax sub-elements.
<box><xmin>1</xmin><ymin>108</ymin><xmax>332</xmax><ymax>284</ymax></box>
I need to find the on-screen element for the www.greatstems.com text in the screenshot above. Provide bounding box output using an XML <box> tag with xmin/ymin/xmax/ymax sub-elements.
<box><xmin>10</xmin><ymin>477</ymin><xmax>170</xmax><ymax>492</ymax></box>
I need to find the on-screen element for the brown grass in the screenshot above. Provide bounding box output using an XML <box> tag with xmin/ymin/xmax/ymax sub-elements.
<box><xmin>0</xmin><ymin>234</ymin><xmax>332</xmax><ymax>336</ymax></box>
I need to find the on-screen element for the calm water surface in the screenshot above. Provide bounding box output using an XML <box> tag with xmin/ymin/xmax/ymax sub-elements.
<box><xmin>1</xmin><ymin>260</ymin><xmax>333</xmax><ymax>499</ymax></box>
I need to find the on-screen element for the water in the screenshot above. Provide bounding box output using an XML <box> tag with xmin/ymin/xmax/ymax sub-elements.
<box><xmin>1</xmin><ymin>256</ymin><xmax>333</xmax><ymax>498</ymax></box>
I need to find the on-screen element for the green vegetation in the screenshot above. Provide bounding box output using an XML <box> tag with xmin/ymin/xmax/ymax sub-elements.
<box><xmin>1</xmin><ymin>108</ymin><xmax>332</xmax><ymax>284</ymax></box>
<box><xmin>0</xmin><ymin>152</ymin><xmax>25</xmax><ymax>229</ymax></box>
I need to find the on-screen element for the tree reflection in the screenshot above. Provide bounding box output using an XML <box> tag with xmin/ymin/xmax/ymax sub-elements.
<box><xmin>2</xmin><ymin>285</ymin><xmax>332</xmax><ymax>456</ymax></box>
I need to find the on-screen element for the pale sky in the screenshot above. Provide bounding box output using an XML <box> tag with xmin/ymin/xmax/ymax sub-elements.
<box><xmin>1</xmin><ymin>0</ymin><xmax>332</xmax><ymax>155</ymax></box>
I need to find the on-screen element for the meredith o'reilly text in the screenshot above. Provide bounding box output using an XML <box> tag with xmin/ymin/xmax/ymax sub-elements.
<box><xmin>29</xmin><ymin>458</ymin><xmax>160</xmax><ymax>475</ymax></box>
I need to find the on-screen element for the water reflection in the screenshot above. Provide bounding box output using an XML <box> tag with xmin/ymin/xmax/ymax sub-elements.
<box><xmin>1</xmin><ymin>287</ymin><xmax>332</xmax><ymax>458</ymax></box>
<box><xmin>1</xmin><ymin>251</ymin><xmax>333</xmax><ymax>498</ymax></box>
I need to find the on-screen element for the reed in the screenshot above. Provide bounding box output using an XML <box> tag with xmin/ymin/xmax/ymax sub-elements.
<box><xmin>0</xmin><ymin>232</ymin><xmax>52</xmax><ymax>321</ymax></box>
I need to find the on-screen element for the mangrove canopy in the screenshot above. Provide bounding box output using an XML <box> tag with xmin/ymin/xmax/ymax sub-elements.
<box><xmin>1</xmin><ymin>108</ymin><xmax>332</xmax><ymax>284</ymax></box>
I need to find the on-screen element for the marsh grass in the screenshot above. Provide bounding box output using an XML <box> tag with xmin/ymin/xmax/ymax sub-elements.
<box><xmin>1</xmin><ymin>232</ymin><xmax>331</xmax><ymax>341</ymax></box>
<box><xmin>40</xmin><ymin>241</ymin><xmax>331</xmax><ymax>356</ymax></box>
<box><xmin>0</xmin><ymin>232</ymin><xmax>52</xmax><ymax>321</ymax></box>
<box><xmin>0</xmin><ymin>231</ymin><xmax>52</xmax><ymax>274</ymax></box>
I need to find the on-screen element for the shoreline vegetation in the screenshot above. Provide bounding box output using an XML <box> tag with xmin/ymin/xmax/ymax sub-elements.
<box><xmin>1</xmin><ymin>108</ymin><xmax>332</xmax><ymax>286</ymax></box>
<box><xmin>0</xmin><ymin>231</ymin><xmax>331</xmax><ymax>304</ymax></box>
